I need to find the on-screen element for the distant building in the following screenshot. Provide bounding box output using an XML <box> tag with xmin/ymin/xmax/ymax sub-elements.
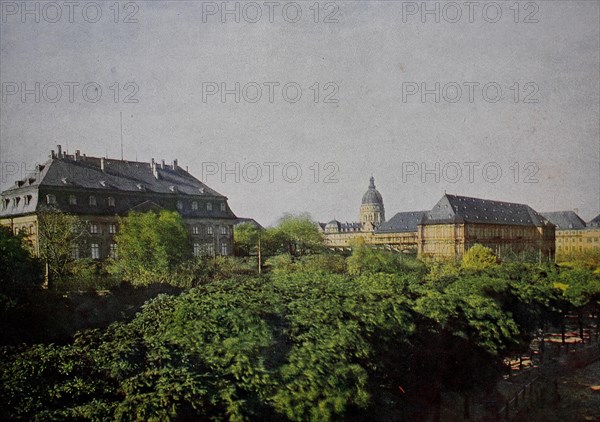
<box><xmin>0</xmin><ymin>145</ymin><xmax>238</xmax><ymax>259</ymax></box>
<box><xmin>421</xmin><ymin>194</ymin><xmax>555</xmax><ymax>260</ymax></box>
<box><xmin>542</xmin><ymin>211</ymin><xmax>600</xmax><ymax>254</ymax></box>
<box><xmin>321</xmin><ymin>177</ymin><xmax>555</xmax><ymax>260</ymax></box>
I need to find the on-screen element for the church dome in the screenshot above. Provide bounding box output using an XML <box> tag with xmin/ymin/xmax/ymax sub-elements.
<box><xmin>361</xmin><ymin>176</ymin><xmax>383</xmax><ymax>205</ymax></box>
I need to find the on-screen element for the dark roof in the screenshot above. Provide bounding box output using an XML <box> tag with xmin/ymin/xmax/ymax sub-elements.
<box><xmin>422</xmin><ymin>194</ymin><xmax>552</xmax><ymax>227</ymax></box>
<box><xmin>589</xmin><ymin>214</ymin><xmax>600</xmax><ymax>228</ymax></box>
<box><xmin>362</xmin><ymin>176</ymin><xmax>383</xmax><ymax>205</ymax></box>
<box><xmin>234</xmin><ymin>218</ymin><xmax>263</xmax><ymax>229</ymax></box>
<box><xmin>4</xmin><ymin>157</ymin><xmax>224</xmax><ymax>197</ymax></box>
<box><xmin>321</xmin><ymin>220</ymin><xmax>362</xmax><ymax>232</ymax></box>
<box><xmin>1</xmin><ymin>149</ymin><xmax>236</xmax><ymax>220</ymax></box>
<box><xmin>376</xmin><ymin>211</ymin><xmax>426</xmax><ymax>233</ymax></box>
<box><xmin>541</xmin><ymin>211</ymin><xmax>587</xmax><ymax>230</ymax></box>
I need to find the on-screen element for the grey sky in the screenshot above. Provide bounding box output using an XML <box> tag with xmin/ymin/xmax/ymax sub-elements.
<box><xmin>1</xmin><ymin>0</ymin><xmax>598</xmax><ymax>226</ymax></box>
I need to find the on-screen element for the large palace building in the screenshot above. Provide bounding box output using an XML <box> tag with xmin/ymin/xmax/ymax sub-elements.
<box><xmin>0</xmin><ymin>146</ymin><xmax>238</xmax><ymax>259</ymax></box>
<box><xmin>320</xmin><ymin>177</ymin><xmax>556</xmax><ymax>260</ymax></box>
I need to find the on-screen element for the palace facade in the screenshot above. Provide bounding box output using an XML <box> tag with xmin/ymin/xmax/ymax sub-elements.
<box><xmin>0</xmin><ymin>146</ymin><xmax>238</xmax><ymax>259</ymax></box>
<box><xmin>320</xmin><ymin>177</ymin><xmax>556</xmax><ymax>260</ymax></box>
<box><xmin>541</xmin><ymin>211</ymin><xmax>600</xmax><ymax>255</ymax></box>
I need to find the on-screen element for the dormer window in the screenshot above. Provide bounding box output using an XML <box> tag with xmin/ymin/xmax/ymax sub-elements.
<box><xmin>24</xmin><ymin>195</ymin><xmax>32</xmax><ymax>206</ymax></box>
<box><xmin>69</xmin><ymin>195</ymin><xmax>77</xmax><ymax>205</ymax></box>
<box><xmin>100</xmin><ymin>181</ymin><xmax>108</xmax><ymax>187</ymax></box>
<box><xmin>46</xmin><ymin>194</ymin><xmax>56</xmax><ymax>205</ymax></box>
<box><xmin>169</xmin><ymin>186</ymin><xmax>177</xmax><ymax>192</ymax></box>
<box><xmin>2</xmin><ymin>198</ymin><xmax>9</xmax><ymax>210</ymax></box>
<box><xmin>107</xmin><ymin>197</ymin><xmax>115</xmax><ymax>207</ymax></box>
<box><xmin>13</xmin><ymin>197</ymin><xmax>20</xmax><ymax>207</ymax></box>
<box><xmin>89</xmin><ymin>196</ymin><xmax>97</xmax><ymax>206</ymax></box>
<box><xmin>199</xmin><ymin>187</ymin><xmax>205</xmax><ymax>194</ymax></box>
<box><xmin>136</xmin><ymin>184</ymin><xmax>145</xmax><ymax>191</ymax></box>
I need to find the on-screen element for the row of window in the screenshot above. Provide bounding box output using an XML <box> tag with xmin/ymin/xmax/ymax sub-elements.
<box><xmin>74</xmin><ymin>242</ymin><xmax>228</xmax><ymax>260</ymax></box>
<box><xmin>2</xmin><ymin>195</ymin><xmax>33</xmax><ymax>210</ymax></box>
<box><xmin>72</xmin><ymin>244</ymin><xmax>118</xmax><ymax>260</ymax></box>
<box><xmin>192</xmin><ymin>225</ymin><xmax>228</xmax><ymax>236</ymax></box>
<box><xmin>85</xmin><ymin>223</ymin><xmax>229</xmax><ymax>236</ymax></box>
<box><xmin>193</xmin><ymin>243</ymin><xmax>228</xmax><ymax>256</ymax></box>
<box><xmin>47</xmin><ymin>194</ymin><xmax>228</xmax><ymax>212</ymax></box>
<box><xmin>557</xmin><ymin>237</ymin><xmax>600</xmax><ymax>243</ymax></box>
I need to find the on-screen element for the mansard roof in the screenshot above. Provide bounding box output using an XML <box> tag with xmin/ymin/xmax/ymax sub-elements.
<box><xmin>376</xmin><ymin>211</ymin><xmax>426</xmax><ymax>233</ymax></box>
<box><xmin>589</xmin><ymin>213</ymin><xmax>600</xmax><ymax>228</ymax></box>
<box><xmin>422</xmin><ymin>194</ymin><xmax>552</xmax><ymax>227</ymax></box>
<box><xmin>541</xmin><ymin>211</ymin><xmax>587</xmax><ymax>230</ymax></box>
<box><xmin>0</xmin><ymin>147</ymin><xmax>236</xmax><ymax>220</ymax></box>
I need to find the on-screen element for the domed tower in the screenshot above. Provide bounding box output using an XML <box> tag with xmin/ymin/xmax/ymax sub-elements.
<box><xmin>360</xmin><ymin>176</ymin><xmax>385</xmax><ymax>231</ymax></box>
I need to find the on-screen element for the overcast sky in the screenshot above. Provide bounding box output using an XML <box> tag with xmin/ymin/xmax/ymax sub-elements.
<box><xmin>1</xmin><ymin>0</ymin><xmax>598</xmax><ymax>226</ymax></box>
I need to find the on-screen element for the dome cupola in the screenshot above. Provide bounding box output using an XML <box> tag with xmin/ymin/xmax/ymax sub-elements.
<box><xmin>359</xmin><ymin>176</ymin><xmax>385</xmax><ymax>231</ymax></box>
<box><xmin>362</xmin><ymin>176</ymin><xmax>383</xmax><ymax>205</ymax></box>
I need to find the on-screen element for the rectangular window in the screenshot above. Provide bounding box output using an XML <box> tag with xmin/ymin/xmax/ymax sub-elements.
<box><xmin>72</xmin><ymin>245</ymin><xmax>80</xmax><ymax>260</ymax></box>
<box><xmin>207</xmin><ymin>244</ymin><xmax>215</xmax><ymax>256</ymax></box>
<box><xmin>207</xmin><ymin>226</ymin><xmax>213</xmax><ymax>235</ymax></box>
<box><xmin>192</xmin><ymin>226</ymin><xmax>199</xmax><ymax>235</ymax></box>
<box><xmin>91</xmin><ymin>244</ymin><xmax>100</xmax><ymax>259</ymax></box>
<box><xmin>108</xmin><ymin>224</ymin><xmax>117</xmax><ymax>234</ymax></box>
<box><xmin>46</xmin><ymin>194</ymin><xmax>56</xmax><ymax>205</ymax></box>
<box><xmin>109</xmin><ymin>244</ymin><xmax>118</xmax><ymax>259</ymax></box>
<box><xmin>192</xmin><ymin>201</ymin><xmax>198</xmax><ymax>210</ymax></box>
<box><xmin>108</xmin><ymin>197</ymin><xmax>115</xmax><ymax>207</ymax></box>
<box><xmin>220</xmin><ymin>244</ymin><xmax>228</xmax><ymax>256</ymax></box>
<box><xmin>207</xmin><ymin>202</ymin><xmax>212</xmax><ymax>211</ymax></box>
<box><xmin>89</xmin><ymin>196</ymin><xmax>97</xmax><ymax>206</ymax></box>
<box><xmin>220</xmin><ymin>202</ymin><xmax>226</xmax><ymax>211</ymax></box>
<box><xmin>90</xmin><ymin>224</ymin><xmax>98</xmax><ymax>234</ymax></box>
<box><xmin>220</xmin><ymin>226</ymin><xmax>227</xmax><ymax>235</ymax></box>
<box><xmin>193</xmin><ymin>243</ymin><xmax>201</xmax><ymax>256</ymax></box>
<box><xmin>69</xmin><ymin>195</ymin><xmax>77</xmax><ymax>205</ymax></box>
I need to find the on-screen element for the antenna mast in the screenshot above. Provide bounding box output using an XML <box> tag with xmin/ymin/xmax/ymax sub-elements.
<box><xmin>120</xmin><ymin>111</ymin><xmax>124</xmax><ymax>161</ymax></box>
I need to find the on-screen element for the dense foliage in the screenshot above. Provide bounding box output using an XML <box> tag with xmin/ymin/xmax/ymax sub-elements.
<box><xmin>0</xmin><ymin>226</ymin><xmax>43</xmax><ymax>303</ymax></box>
<box><xmin>108</xmin><ymin>211</ymin><xmax>192</xmax><ymax>286</ymax></box>
<box><xmin>37</xmin><ymin>207</ymin><xmax>88</xmax><ymax>284</ymax></box>
<box><xmin>3</xmin><ymin>239</ymin><xmax>600</xmax><ymax>421</ymax></box>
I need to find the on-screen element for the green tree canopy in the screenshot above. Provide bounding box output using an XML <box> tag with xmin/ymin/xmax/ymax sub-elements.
<box><xmin>461</xmin><ymin>244</ymin><xmax>498</xmax><ymax>271</ymax></box>
<box><xmin>108</xmin><ymin>211</ymin><xmax>192</xmax><ymax>286</ymax></box>
<box><xmin>0</xmin><ymin>226</ymin><xmax>43</xmax><ymax>299</ymax></box>
<box><xmin>268</xmin><ymin>213</ymin><xmax>324</xmax><ymax>256</ymax></box>
<box><xmin>37</xmin><ymin>207</ymin><xmax>88</xmax><ymax>284</ymax></box>
<box><xmin>233</xmin><ymin>222</ymin><xmax>261</xmax><ymax>256</ymax></box>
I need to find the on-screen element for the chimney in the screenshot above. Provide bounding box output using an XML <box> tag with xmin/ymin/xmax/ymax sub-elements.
<box><xmin>161</xmin><ymin>159</ymin><xmax>165</xmax><ymax>169</ymax></box>
<box><xmin>100</xmin><ymin>157</ymin><xmax>105</xmax><ymax>172</ymax></box>
<box><xmin>151</xmin><ymin>158</ymin><xmax>159</xmax><ymax>179</ymax></box>
<box><xmin>50</xmin><ymin>149</ymin><xmax>55</xmax><ymax>159</ymax></box>
<box><xmin>173</xmin><ymin>159</ymin><xmax>178</xmax><ymax>169</ymax></box>
<box><xmin>75</xmin><ymin>150</ymin><xmax>81</xmax><ymax>161</ymax></box>
<box><xmin>57</xmin><ymin>145</ymin><xmax>62</xmax><ymax>158</ymax></box>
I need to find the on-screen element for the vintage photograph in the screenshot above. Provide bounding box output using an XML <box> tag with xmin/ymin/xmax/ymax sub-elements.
<box><xmin>1</xmin><ymin>1</ymin><xmax>599</xmax><ymax>420</ymax></box>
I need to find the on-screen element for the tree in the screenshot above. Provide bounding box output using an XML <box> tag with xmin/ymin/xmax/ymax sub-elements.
<box><xmin>108</xmin><ymin>211</ymin><xmax>192</xmax><ymax>286</ymax></box>
<box><xmin>462</xmin><ymin>244</ymin><xmax>498</xmax><ymax>271</ymax></box>
<box><xmin>233</xmin><ymin>222</ymin><xmax>261</xmax><ymax>257</ymax></box>
<box><xmin>37</xmin><ymin>207</ymin><xmax>88</xmax><ymax>285</ymax></box>
<box><xmin>273</xmin><ymin>213</ymin><xmax>324</xmax><ymax>256</ymax></box>
<box><xmin>0</xmin><ymin>226</ymin><xmax>43</xmax><ymax>299</ymax></box>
